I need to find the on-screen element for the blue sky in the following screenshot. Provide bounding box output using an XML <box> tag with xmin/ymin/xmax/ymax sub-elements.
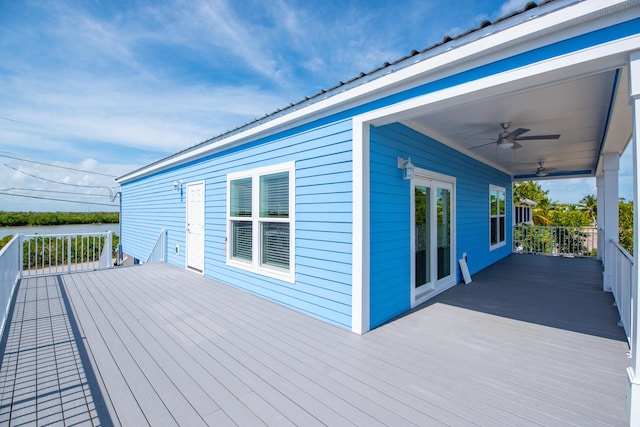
<box><xmin>0</xmin><ymin>0</ymin><xmax>633</xmax><ymax>212</ymax></box>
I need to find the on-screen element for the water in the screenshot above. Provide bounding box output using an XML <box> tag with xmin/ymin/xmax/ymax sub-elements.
<box><xmin>0</xmin><ymin>223</ymin><xmax>120</xmax><ymax>239</ymax></box>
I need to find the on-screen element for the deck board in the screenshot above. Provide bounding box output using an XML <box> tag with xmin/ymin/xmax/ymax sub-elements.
<box><xmin>0</xmin><ymin>275</ymin><xmax>105</xmax><ymax>426</ymax></box>
<box><xmin>0</xmin><ymin>254</ymin><xmax>631</xmax><ymax>426</ymax></box>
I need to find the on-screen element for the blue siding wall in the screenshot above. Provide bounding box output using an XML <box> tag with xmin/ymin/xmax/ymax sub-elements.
<box><xmin>369</xmin><ymin>123</ymin><xmax>512</xmax><ymax>328</ymax></box>
<box><xmin>121</xmin><ymin>119</ymin><xmax>354</xmax><ymax>329</ymax></box>
<box><xmin>118</xmin><ymin>18</ymin><xmax>639</xmax><ymax>332</ymax></box>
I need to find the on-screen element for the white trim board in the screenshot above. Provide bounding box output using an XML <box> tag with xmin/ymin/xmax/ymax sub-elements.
<box><xmin>351</xmin><ymin>120</ymin><xmax>370</xmax><ymax>334</ymax></box>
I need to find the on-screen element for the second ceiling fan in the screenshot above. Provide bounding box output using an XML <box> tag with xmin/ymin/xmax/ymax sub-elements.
<box><xmin>470</xmin><ymin>122</ymin><xmax>560</xmax><ymax>150</ymax></box>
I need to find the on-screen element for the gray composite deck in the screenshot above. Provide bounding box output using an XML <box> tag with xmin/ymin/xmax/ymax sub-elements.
<box><xmin>0</xmin><ymin>254</ymin><xmax>631</xmax><ymax>426</ymax></box>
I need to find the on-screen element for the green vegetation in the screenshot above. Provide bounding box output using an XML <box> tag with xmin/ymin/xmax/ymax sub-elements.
<box><xmin>513</xmin><ymin>181</ymin><xmax>634</xmax><ymax>255</ymax></box>
<box><xmin>0</xmin><ymin>211</ymin><xmax>120</xmax><ymax>253</ymax></box>
<box><xmin>619</xmin><ymin>200</ymin><xmax>634</xmax><ymax>255</ymax></box>
<box><xmin>0</xmin><ymin>234</ymin><xmax>120</xmax><ymax>268</ymax></box>
<box><xmin>0</xmin><ymin>211</ymin><xmax>119</xmax><ymax>227</ymax></box>
<box><xmin>0</xmin><ymin>235</ymin><xmax>12</xmax><ymax>250</ymax></box>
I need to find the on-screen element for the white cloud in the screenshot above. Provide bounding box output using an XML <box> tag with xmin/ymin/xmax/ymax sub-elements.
<box><xmin>4</xmin><ymin>0</ymin><xmax>574</xmax><ymax>213</ymax></box>
<box><xmin>497</xmin><ymin>0</ymin><xmax>531</xmax><ymax>17</ymax></box>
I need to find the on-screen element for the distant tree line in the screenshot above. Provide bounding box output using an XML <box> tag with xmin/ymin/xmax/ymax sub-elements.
<box><xmin>0</xmin><ymin>211</ymin><xmax>119</xmax><ymax>227</ymax></box>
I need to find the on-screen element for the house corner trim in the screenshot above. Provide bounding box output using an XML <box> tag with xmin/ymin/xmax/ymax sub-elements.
<box><xmin>352</xmin><ymin>119</ymin><xmax>370</xmax><ymax>334</ymax></box>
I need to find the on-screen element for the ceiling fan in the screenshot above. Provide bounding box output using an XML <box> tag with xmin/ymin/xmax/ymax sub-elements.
<box><xmin>536</xmin><ymin>161</ymin><xmax>550</xmax><ymax>177</ymax></box>
<box><xmin>469</xmin><ymin>122</ymin><xmax>560</xmax><ymax>150</ymax></box>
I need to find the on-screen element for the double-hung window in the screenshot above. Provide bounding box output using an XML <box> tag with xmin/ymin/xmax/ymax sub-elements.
<box><xmin>227</xmin><ymin>162</ymin><xmax>295</xmax><ymax>282</ymax></box>
<box><xmin>490</xmin><ymin>185</ymin><xmax>506</xmax><ymax>249</ymax></box>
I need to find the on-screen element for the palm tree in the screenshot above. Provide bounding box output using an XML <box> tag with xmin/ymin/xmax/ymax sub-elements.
<box><xmin>578</xmin><ymin>194</ymin><xmax>597</xmax><ymax>225</ymax></box>
<box><xmin>533</xmin><ymin>198</ymin><xmax>553</xmax><ymax>226</ymax></box>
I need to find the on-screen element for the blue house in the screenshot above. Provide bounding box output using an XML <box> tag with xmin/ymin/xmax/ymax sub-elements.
<box><xmin>117</xmin><ymin>0</ymin><xmax>637</xmax><ymax>332</ymax></box>
<box><xmin>118</xmin><ymin>0</ymin><xmax>640</xmax><ymax>333</ymax></box>
<box><xmin>118</xmin><ymin>1</ymin><xmax>640</xmax><ymax>420</ymax></box>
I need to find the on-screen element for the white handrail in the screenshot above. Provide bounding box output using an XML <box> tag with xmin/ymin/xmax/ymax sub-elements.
<box><xmin>609</xmin><ymin>239</ymin><xmax>633</xmax><ymax>348</ymax></box>
<box><xmin>146</xmin><ymin>229</ymin><xmax>167</xmax><ymax>263</ymax></box>
<box><xmin>513</xmin><ymin>225</ymin><xmax>598</xmax><ymax>258</ymax></box>
<box><xmin>21</xmin><ymin>232</ymin><xmax>114</xmax><ymax>277</ymax></box>
<box><xmin>0</xmin><ymin>235</ymin><xmax>21</xmax><ymax>339</ymax></box>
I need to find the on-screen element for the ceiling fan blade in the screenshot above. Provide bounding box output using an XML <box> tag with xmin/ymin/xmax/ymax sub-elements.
<box><xmin>515</xmin><ymin>134</ymin><xmax>560</xmax><ymax>141</ymax></box>
<box><xmin>507</xmin><ymin>128</ymin><xmax>530</xmax><ymax>138</ymax></box>
<box><xmin>469</xmin><ymin>140</ymin><xmax>498</xmax><ymax>150</ymax></box>
<box><xmin>511</xmin><ymin>141</ymin><xmax>522</xmax><ymax>150</ymax></box>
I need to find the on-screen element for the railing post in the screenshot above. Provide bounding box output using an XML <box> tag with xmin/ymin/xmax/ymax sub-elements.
<box><xmin>109</xmin><ymin>231</ymin><xmax>113</xmax><ymax>268</ymax></box>
<box><xmin>67</xmin><ymin>236</ymin><xmax>72</xmax><ymax>273</ymax></box>
<box><xmin>101</xmin><ymin>231</ymin><xmax>113</xmax><ymax>269</ymax></box>
<box><xmin>18</xmin><ymin>234</ymin><xmax>23</xmax><ymax>280</ymax></box>
<box><xmin>163</xmin><ymin>229</ymin><xmax>167</xmax><ymax>262</ymax></box>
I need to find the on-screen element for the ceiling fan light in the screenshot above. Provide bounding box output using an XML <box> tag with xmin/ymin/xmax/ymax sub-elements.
<box><xmin>498</xmin><ymin>137</ymin><xmax>514</xmax><ymax>149</ymax></box>
<box><xmin>536</xmin><ymin>168</ymin><xmax>548</xmax><ymax>177</ymax></box>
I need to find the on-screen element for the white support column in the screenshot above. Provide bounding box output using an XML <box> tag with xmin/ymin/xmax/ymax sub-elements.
<box><xmin>596</xmin><ymin>174</ymin><xmax>604</xmax><ymax>260</ymax></box>
<box><xmin>351</xmin><ymin>118</ymin><xmax>370</xmax><ymax>334</ymax></box>
<box><xmin>602</xmin><ymin>152</ymin><xmax>619</xmax><ymax>292</ymax></box>
<box><xmin>628</xmin><ymin>50</ymin><xmax>640</xmax><ymax>427</ymax></box>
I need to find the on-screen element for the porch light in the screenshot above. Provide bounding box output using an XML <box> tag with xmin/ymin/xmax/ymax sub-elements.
<box><xmin>173</xmin><ymin>180</ymin><xmax>183</xmax><ymax>191</ymax></box>
<box><xmin>397</xmin><ymin>157</ymin><xmax>415</xmax><ymax>180</ymax></box>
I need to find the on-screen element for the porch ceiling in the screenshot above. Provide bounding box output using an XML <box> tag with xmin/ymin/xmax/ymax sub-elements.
<box><xmin>404</xmin><ymin>66</ymin><xmax>632</xmax><ymax>180</ymax></box>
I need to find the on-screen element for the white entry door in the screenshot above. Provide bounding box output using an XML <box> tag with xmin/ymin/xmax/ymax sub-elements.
<box><xmin>411</xmin><ymin>171</ymin><xmax>456</xmax><ymax>306</ymax></box>
<box><xmin>186</xmin><ymin>181</ymin><xmax>205</xmax><ymax>272</ymax></box>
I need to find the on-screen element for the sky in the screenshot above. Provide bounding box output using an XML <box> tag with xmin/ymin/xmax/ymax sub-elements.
<box><xmin>0</xmin><ymin>0</ymin><xmax>633</xmax><ymax>213</ymax></box>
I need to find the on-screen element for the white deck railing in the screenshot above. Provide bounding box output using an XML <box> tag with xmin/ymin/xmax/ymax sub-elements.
<box><xmin>0</xmin><ymin>236</ymin><xmax>22</xmax><ymax>339</ymax></box>
<box><xmin>22</xmin><ymin>232</ymin><xmax>114</xmax><ymax>277</ymax></box>
<box><xmin>610</xmin><ymin>240</ymin><xmax>634</xmax><ymax>347</ymax></box>
<box><xmin>513</xmin><ymin>225</ymin><xmax>598</xmax><ymax>258</ymax></box>
<box><xmin>146</xmin><ymin>229</ymin><xmax>167</xmax><ymax>263</ymax></box>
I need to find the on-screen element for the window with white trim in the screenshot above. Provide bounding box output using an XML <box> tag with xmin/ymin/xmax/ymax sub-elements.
<box><xmin>490</xmin><ymin>185</ymin><xmax>506</xmax><ymax>249</ymax></box>
<box><xmin>227</xmin><ymin>162</ymin><xmax>295</xmax><ymax>281</ymax></box>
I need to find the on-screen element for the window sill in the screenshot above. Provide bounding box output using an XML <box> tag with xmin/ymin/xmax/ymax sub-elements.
<box><xmin>490</xmin><ymin>241</ymin><xmax>506</xmax><ymax>251</ymax></box>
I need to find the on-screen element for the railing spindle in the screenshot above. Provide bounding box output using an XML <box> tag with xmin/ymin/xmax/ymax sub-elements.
<box><xmin>20</xmin><ymin>232</ymin><xmax>114</xmax><ymax>277</ymax></box>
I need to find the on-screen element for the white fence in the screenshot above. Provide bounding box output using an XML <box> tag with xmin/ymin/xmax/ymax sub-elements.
<box><xmin>0</xmin><ymin>236</ymin><xmax>21</xmax><ymax>339</ymax></box>
<box><xmin>610</xmin><ymin>240</ymin><xmax>634</xmax><ymax>347</ymax></box>
<box><xmin>0</xmin><ymin>232</ymin><xmax>115</xmax><ymax>340</ymax></box>
<box><xmin>513</xmin><ymin>225</ymin><xmax>598</xmax><ymax>258</ymax></box>
<box><xmin>22</xmin><ymin>232</ymin><xmax>114</xmax><ymax>277</ymax></box>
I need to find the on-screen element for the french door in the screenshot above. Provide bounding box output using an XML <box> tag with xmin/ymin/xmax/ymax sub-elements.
<box><xmin>411</xmin><ymin>172</ymin><xmax>455</xmax><ymax>306</ymax></box>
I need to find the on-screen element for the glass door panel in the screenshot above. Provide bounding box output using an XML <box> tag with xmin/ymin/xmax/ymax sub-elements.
<box><xmin>412</xmin><ymin>175</ymin><xmax>455</xmax><ymax>304</ymax></box>
<box><xmin>436</xmin><ymin>186</ymin><xmax>451</xmax><ymax>280</ymax></box>
<box><xmin>415</xmin><ymin>186</ymin><xmax>430</xmax><ymax>289</ymax></box>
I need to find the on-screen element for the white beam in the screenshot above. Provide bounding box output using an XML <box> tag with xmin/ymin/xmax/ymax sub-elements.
<box><xmin>596</xmin><ymin>174</ymin><xmax>604</xmax><ymax>260</ymax></box>
<box><xmin>602</xmin><ymin>152</ymin><xmax>619</xmax><ymax>292</ymax></box>
<box><xmin>628</xmin><ymin>50</ymin><xmax>640</xmax><ymax>427</ymax></box>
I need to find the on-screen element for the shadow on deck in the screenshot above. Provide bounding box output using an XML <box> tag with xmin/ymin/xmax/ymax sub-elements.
<box><xmin>0</xmin><ymin>254</ymin><xmax>631</xmax><ymax>426</ymax></box>
<box><xmin>409</xmin><ymin>254</ymin><xmax>627</xmax><ymax>342</ymax></box>
<box><xmin>0</xmin><ymin>275</ymin><xmax>113</xmax><ymax>426</ymax></box>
